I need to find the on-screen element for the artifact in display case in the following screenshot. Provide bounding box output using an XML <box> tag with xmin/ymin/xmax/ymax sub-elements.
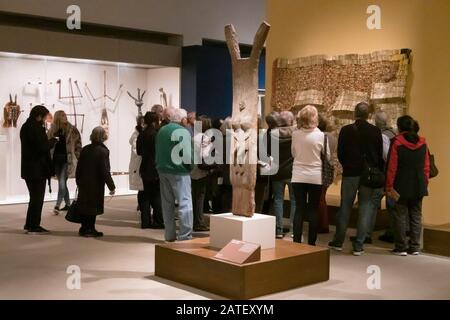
<box><xmin>65</xmin><ymin>113</ymin><xmax>85</xmax><ymax>134</ymax></box>
<box><xmin>272</xmin><ymin>49</ymin><xmax>412</xmax><ymax>131</ymax></box>
<box><xmin>25</xmin><ymin>78</ymin><xmax>53</xmax><ymax>105</ymax></box>
<box><xmin>225</xmin><ymin>21</ymin><xmax>270</xmax><ymax>217</ymax></box>
<box><xmin>3</xmin><ymin>94</ymin><xmax>21</xmax><ymax>128</ymax></box>
<box><xmin>57</xmin><ymin>78</ymin><xmax>83</xmax><ymax>131</ymax></box>
<box><xmin>127</xmin><ymin>88</ymin><xmax>146</xmax><ymax>116</ymax></box>
<box><xmin>159</xmin><ymin>88</ymin><xmax>168</xmax><ymax>108</ymax></box>
<box><xmin>85</xmin><ymin>70</ymin><xmax>123</xmax><ymax>135</ymax></box>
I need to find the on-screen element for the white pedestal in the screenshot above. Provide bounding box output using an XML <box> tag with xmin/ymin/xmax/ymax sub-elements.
<box><xmin>210</xmin><ymin>213</ymin><xmax>276</xmax><ymax>250</ymax></box>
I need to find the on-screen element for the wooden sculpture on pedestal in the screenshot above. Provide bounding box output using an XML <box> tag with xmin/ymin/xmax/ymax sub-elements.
<box><xmin>225</xmin><ymin>21</ymin><xmax>270</xmax><ymax>217</ymax></box>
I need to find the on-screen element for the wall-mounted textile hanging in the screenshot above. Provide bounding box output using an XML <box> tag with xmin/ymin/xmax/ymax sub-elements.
<box><xmin>271</xmin><ymin>49</ymin><xmax>411</xmax><ymax>128</ymax></box>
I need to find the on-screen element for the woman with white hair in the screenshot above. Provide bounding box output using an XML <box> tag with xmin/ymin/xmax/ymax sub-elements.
<box><xmin>291</xmin><ymin>105</ymin><xmax>329</xmax><ymax>245</ymax></box>
<box><xmin>75</xmin><ymin>126</ymin><xmax>116</xmax><ymax>237</ymax></box>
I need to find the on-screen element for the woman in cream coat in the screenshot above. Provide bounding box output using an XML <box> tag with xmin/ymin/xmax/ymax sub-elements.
<box><xmin>129</xmin><ymin>116</ymin><xmax>144</xmax><ymax>211</ymax></box>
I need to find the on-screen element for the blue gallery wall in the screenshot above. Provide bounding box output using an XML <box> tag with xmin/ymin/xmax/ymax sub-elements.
<box><xmin>181</xmin><ymin>41</ymin><xmax>265</xmax><ymax>121</ymax></box>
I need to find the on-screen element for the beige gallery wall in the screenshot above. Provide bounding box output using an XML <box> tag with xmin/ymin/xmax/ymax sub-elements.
<box><xmin>266</xmin><ymin>0</ymin><xmax>450</xmax><ymax>225</ymax></box>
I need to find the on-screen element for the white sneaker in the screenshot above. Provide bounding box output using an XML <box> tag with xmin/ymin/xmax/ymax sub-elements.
<box><xmin>407</xmin><ymin>249</ymin><xmax>420</xmax><ymax>255</ymax></box>
<box><xmin>391</xmin><ymin>249</ymin><xmax>407</xmax><ymax>256</ymax></box>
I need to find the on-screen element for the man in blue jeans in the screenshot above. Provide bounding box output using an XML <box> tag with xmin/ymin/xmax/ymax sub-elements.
<box><xmin>352</xmin><ymin>110</ymin><xmax>397</xmax><ymax>243</ymax></box>
<box><xmin>328</xmin><ymin>103</ymin><xmax>384</xmax><ymax>256</ymax></box>
<box><xmin>156</xmin><ymin>107</ymin><xmax>193</xmax><ymax>242</ymax></box>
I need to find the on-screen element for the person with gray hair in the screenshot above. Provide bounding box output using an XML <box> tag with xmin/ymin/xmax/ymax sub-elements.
<box><xmin>329</xmin><ymin>102</ymin><xmax>384</xmax><ymax>255</ymax></box>
<box><xmin>265</xmin><ymin>111</ymin><xmax>280</xmax><ymax>130</ymax></box>
<box><xmin>178</xmin><ymin>108</ymin><xmax>189</xmax><ymax>126</ymax></box>
<box><xmin>374</xmin><ymin>110</ymin><xmax>397</xmax><ymax>161</ymax></box>
<box><xmin>156</xmin><ymin>108</ymin><xmax>194</xmax><ymax>241</ymax></box>
<box><xmin>278</xmin><ymin>111</ymin><xmax>295</xmax><ymax>127</ymax></box>
<box><xmin>89</xmin><ymin>126</ymin><xmax>108</xmax><ymax>144</ymax></box>
<box><xmin>160</xmin><ymin>106</ymin><xmax>175</xmax><ymax>127</ymax></box>
<box><xmin>372</xmin><ymin>110</ymin><xmax>397</xmax><ymax>244</ymax></box>
<box><xmin>75</xmin><ymin>126</ymin><xmax>115</xmax><ymax>237</ymax></box>
<box><xmin>186</xmin><ymin>111</ymin><xmax>196</xmax><ymax>136</ymax></box>
<box><xmin>151</xmin><ymin>104</ymin><xmax>164</xmax><ymax>122</ymax></box>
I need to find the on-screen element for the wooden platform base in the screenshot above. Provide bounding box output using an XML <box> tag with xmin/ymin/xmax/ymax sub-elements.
<box><xmin>155</xmin><ymin>238</ymin><xmax>329</xmax><ymax>299</ymax></box>
<box><xmin>424</xmin><ymin>224</ymin><xmax>450</xmax><ymax>257</ymax></box>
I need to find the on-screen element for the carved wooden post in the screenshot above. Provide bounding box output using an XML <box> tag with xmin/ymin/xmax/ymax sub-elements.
<box><xmin>225</xmin><ymin>22</ymin><xmax>270</xmax><ymax>217</ymax></box>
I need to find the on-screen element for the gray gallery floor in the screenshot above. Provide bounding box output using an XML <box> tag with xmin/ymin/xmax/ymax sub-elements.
<box><xmin>1</xmin><ymin>195</ymin><xmax>449</xmax><ymax>300</ymax></box>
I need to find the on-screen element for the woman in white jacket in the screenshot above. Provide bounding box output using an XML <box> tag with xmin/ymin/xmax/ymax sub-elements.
<box><xmin>129</xmin><ymin>116</ymin><xmax>144</xmax><ymax>212</ymax></box>
<box><xmin>291</xmin><ymin>105</ymin><xmax>330</xmax><ymax>245</ymax></box>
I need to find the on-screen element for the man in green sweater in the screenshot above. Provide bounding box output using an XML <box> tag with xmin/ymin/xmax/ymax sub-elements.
<box><xmin>156</xmin><ymin>107</ymin><xmax>193</xmax><ymax>241</ymax></box>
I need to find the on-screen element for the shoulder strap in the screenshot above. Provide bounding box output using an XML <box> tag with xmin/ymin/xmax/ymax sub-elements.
<box><xmin>321</xmin><ymin>132</ymin><xmax>328</xmax><ymax>157</ymax></box>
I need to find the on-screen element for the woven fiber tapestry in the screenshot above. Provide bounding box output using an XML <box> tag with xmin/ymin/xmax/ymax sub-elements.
<box><xmin>271</xmin><ymin>49</ymin><xmax>411</xmax><ymax>129</ymax></box>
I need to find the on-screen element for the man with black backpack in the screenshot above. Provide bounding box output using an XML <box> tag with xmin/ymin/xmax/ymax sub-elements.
<box><xmin>328</xmin><ymin>102</ymin><xmax>384</xmax><ymax>256</ymax></box>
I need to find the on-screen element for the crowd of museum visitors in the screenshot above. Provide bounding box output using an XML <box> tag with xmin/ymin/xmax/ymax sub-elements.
<box><xmin>20</xmin><ymin>101</ymin><xmax>433</xmax><ymax>256</ymax></box>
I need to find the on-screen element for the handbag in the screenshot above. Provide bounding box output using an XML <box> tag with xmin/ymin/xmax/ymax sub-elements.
<box><xmin>429</xmin><ymin>150</ymin><xmax>438</xmax><ymax>178</ymax></box>
<box><xmin>360</xmin><ymin>155</ymin><xmax>385</xmax><ymax>188</ymax></box>
<box><xmin>321</xmin><ymin>134</ymin><xmax>334</xmax><ymax>187</ymax></box>
<box><xmin>65</xmin><ymin>189</ymin><xmax>81</xmax><ymax>224</ymax></box>
<box><xmin>354</xmin><ymin>124</ymin><xmax>385</xmax><ymax>188</ymax></box>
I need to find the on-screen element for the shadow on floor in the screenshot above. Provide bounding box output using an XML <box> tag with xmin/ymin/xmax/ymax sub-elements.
<box><xmin>147</xmin><ymin>275</ymin><xmax>226</xmax><ymax>300</ymax></box>
<box><xmin>259</xmin><ymin>281</ymin><xmax>383</xmax><ymax>300</ymax></box>
<box><xmin>96</xmin><ymin>219</ymin><xmax>140</xmax><ymax>228</ymax></box>
<box><xmin>96</xmin><ymin>234</ymin><xmax>165</xmax><ymax>244</ymax></box>
<box><xmin>81</xmin><ymin>269</ymin><xmax>151</xmax><ymax>284</ymax></box>
<box><xmin>0</xmin><ymin>228</ymin><xmax>80</xmax><ymax>238</ymax></box>
<box><xmin>0</xmin><ymin>227</ymin><xmax>165</xmax><ymax>245</ymax></box>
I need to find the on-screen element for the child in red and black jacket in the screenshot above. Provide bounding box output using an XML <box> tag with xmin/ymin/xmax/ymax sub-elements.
<box><xmin>385</xmin><ymin>115</ymin><xmax>430</xmax><ymax>256</ymax></box>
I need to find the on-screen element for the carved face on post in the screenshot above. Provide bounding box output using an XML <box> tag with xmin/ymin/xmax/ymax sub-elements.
<box><xmin>3</xmin><ymin>94</ymin><xmax>21</xmax><ymax>128</ymax></box>
<box><xmin>225</xmin><ymin>22</ymin><xmax>270</xmax><ymax>217</ymax></box>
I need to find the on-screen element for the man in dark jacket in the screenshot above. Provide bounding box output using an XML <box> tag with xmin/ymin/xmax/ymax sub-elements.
<box><xmin>76</xmin><ymin>126</ymin><xmax>115</xmax><ymax>237</ymax></box>
<box><xmin>329</xmin><ymin>102</ymin><xmax>384</xmax><ymax>255</ymax></box>
<box><xmin>137</xmin><ymin>112</ymin><xmax>164</xmax><ymax>229</ymax></box>
<box><xmin>20</xmin><ymin>105</ymin><xmax>58</xmax><ymax>234</ymax></box>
